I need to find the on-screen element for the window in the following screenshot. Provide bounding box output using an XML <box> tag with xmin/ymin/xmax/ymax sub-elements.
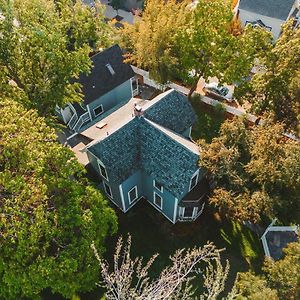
<box><xmin>98</xmin><ymin>161</ymin><xmax>108</xmax><ymax>180</ymax></box>
<box><xmin>153</xmin><ymin>180</ymin><xmax>163</xmax><ymax>192</ymax></box>
<box><xmin>93</xmin><ymin>105</ymin><xmax>104</xmax><ymax>117</ymax></box>
<box><xmin>104</xmin><ymin>182</ymin><xmax>112</xmax><ymax>198</ymax></box>
<box><xmin>189</xmin><ymin>172</ymin><xmax>198</xmax><ymax>191</ymax></box>
<box><xmin>154</xmin><ymin>192</ymin><xmax>163</xmax><ymax>209</ymax></box>
<box><xmin>128</xmin><ymin>186</ymin><xmax>138</xmax><ymax>204</ymax></box>
<box><xmin>184</xmin><ymin>207</ymin><xmax>194</xmax><ymax>218</ymax></box>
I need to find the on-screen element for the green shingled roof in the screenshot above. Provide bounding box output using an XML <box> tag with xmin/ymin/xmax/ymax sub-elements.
<box><xmin>88</xmin><ymin>117</ymin><xmax>198</xmax><ymax>198</ymax></box>
<box><xmin>144</xmin><ymin>90</ymin><xmax>197</xmax><ymax>134</ymax></box>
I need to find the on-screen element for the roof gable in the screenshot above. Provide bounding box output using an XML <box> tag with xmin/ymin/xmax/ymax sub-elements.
<box><xmin>140</xmin><ymin>118</ymin><xmax>199</xmax><ymax>197</ymax></box>
<box><xmin>144</xmin><ymin>90</ymin><xmax>197</xmax><ymax>134</ymax></box>
<box><xmin>239</xmin><ymin>0</ymin><xmax>295</xmax><ymax>20</ymax></box>
<box><xmin>78</xmin><ymin>45</ymin><xmax>135</xmax><ymax>105</ymax></box>
<box><xmin>88</xmin><ymin>118</ymin><xmax>140</xmax><ymax>183</ymax></box>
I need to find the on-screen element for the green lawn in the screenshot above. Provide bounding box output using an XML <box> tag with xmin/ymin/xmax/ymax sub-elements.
<box><xmin>79</xmin><ymin>200</ymin><xmax>264</xmax><ymax>299</ymax></box>
<box><xmin>190</xmin><ymin>95</ymin><xmax>226</xmax><ymax>142</ymax></box>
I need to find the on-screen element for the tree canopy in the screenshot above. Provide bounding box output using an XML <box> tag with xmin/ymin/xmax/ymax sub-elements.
<box><xmin>235</xmin><ymin>22</ymin><xmax>300</xmax><ymax>134</ymax></box>
<box><xmin>235</xmin><ymin>240</ymin><xmax>300</xmax><ymax>300</ymax></box>
<box><xmin>121</xmin><ymin>0</ymin><xmax>190</xmax><ymax>83</ymax></box>
<box><xmin>0</xmin><ymin>0</ymin><xmax>112</xmax><ymax>116</ymax></box>
<box><xmin>199</xmin><ymin>117</ymin><xmax>300</xmax><ymax>223</ymax></box>
<box><xmin>0</xmin><ymin>99</ymin><xmax>117</xmax><ymax>299</ymax></box>
<box><xmin>121</xmin><ymin>0</ymin><xmax>271</xmax><ymax>98</ymax></box>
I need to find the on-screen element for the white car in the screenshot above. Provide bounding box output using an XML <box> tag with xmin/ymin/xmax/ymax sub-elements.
<box><xmin>203</xmin><ymin>82</ymin><xmax>233</xmax><ymax>102</ymax></box>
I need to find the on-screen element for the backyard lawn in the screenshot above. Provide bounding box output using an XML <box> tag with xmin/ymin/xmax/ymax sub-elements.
<box><xmin>79</xmin><ymin>199</ymin><xmax>264</xmax><ymax>299</ymax></box>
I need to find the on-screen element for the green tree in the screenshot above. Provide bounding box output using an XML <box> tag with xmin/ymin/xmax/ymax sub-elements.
<box><xmin>199</xmin><ymin>117</ymin><xmax>300</xmax><ymax>222</ymax></box>
<box><xmin>0</xmin><ymin>0</ymin><xmax>112</xmax><ymax>116</ymax></box>
<box><xmin>0</xmin><ymin>99</ymin><xmax>117</xmax><ymax>299</ymax></box>
<box><xmin>235</xmin><ymin>22</ymin><xmax>300</xmax><ymax>133</ymax></box>
<box><xmin>233</xmin><ymin>272</ymin><xmax>278</xmax><ymax>300</ymax></box>
<box><xmin>121</xmin><ymin>0</ymin><xmax>271</xmax><ymax>99</ymax></box>
<box><xmin>264</xmin><ymin>241</ymin><xmax>300</xmax><ymax>299</ymax></box>
<box><xmin>234</xmin><ymin>240</ymin><xmax>300</xmax><ymax>300</ymax></box>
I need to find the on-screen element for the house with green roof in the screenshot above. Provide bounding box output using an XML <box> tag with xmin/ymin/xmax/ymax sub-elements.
<box><xmin>81</xmin><ymin>89</ymin><xmax>211</xmax><ymax>223</ymax></box>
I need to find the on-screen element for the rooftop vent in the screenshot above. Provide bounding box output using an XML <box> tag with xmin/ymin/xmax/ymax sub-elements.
<box><xmin>106</xmin><ymin>63</ymin><xmax>115</xmax><ymax>75</ymax></box>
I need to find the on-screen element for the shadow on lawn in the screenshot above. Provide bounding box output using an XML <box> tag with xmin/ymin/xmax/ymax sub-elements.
<box><xmin>79</xmin><ymin>200</ymin><xmax>264</xmax><ymax>299</ymax></box>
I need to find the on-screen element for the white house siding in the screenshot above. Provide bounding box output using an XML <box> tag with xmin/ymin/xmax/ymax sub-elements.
<box><xmin>239</xmin><ymin>9</ymin><xmax>285</xmax><ymax>40</ymax></box>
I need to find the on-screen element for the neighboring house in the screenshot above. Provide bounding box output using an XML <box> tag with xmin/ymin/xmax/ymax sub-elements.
<box><xmin>56</xmin><ymin>44</ymin><xmax>138</xmax><ymax>132</ymax></box>
<box><xmin>261</xmin><ymin>220</ymin><xmax>299</xmax><ymax>260</ymax></box>
<box><xmin>234</xmin><ymin>0</ymin><xmax>300</xmax><ymax>40</ymax></box>
<box><xmin>80</xmin><ymin>89</ymin><xmax>211</xmax><ymax>223</ymax></box>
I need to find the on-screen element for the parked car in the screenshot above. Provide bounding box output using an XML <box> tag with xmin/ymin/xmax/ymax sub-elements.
<box><xmin>203</xmin><ymin>82</ymin><xmax>233</xmax><ymax>102</ymax></box>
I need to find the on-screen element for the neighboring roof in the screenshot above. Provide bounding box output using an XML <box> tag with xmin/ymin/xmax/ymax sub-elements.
<box><xmin>261</xmin><ymin>222</ymin><xmax>299</xmax><ymax>260</ymax></box>
<box><xmin>265</xmin><ymin>230</ymin><xmax>298</xmax><ymax>260</ymax></box>
<box><xmin>77</xmin><ymin>45</ymin><xmax>135</xmax><ymax>105</ymax></box>
<box><xmin>88</xmin><ymin>116</ymin><xmax>199</xmax><ymax>198</ymax></box>
<box><xmin>239</xmin><ymin>0</ymin><xmax>295</xmax><ymax>20</ymax></box>
<box><xmin>144</xmin><ymin>90</ymin><xmax>197</xmax><ymax>134</ymax></box>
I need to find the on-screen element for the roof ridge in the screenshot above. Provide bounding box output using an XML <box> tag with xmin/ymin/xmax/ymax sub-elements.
<box><xmin>143</xmin><ymin>117</ymin><xmax>199</xmax><ymax>155</ymax></box>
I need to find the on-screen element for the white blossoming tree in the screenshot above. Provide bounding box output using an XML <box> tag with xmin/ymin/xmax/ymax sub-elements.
<box><xmin>92</xmin><ymin>235</ymin><xmax>232</xmax><ymax>300</ymax></box>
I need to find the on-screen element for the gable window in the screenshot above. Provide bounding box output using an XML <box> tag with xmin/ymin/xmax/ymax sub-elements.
<box><xmin>128</xmin><ymin>186</ymin><xmax>138</xmax><ymax>204</ymax></box>
<box><xmin>154</xmin><ymin>192</ymin><xmax>163</xmax><ymax>209</ymax></box>
<box><xmin>153</xmin><ymin>180</ymin><xmax>163</xmax><ymax>193</ymax></box>
<box><xmin>104</xmin><ymin>182</ymin><xmax>112</xmax><ymax>198</ymax></box>
<box><xmin>189</xmin><ymin>172</ymin><xmax>198</xmax><ymax>191</ymax></box>
<box><xmin>93</xmin><ymin>105</ymin><xmax>104</xmax><ymax>117</ymax></box>
<box><xmin>98</xmin><ymin>161</ymin><xmax>108</xmax><ymax>180</ymax></box>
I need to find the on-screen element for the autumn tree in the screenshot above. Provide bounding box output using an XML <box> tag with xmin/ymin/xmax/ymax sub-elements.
<box><xmin>0</xmin><ymin>0</ymin><xmax>112</xmax><ymax>115</ymax></box>
<box><xmin>235</xmin><ymin>21</ymin><xmax>300</xmax><ymax>133</ymax></box>
<box><xmin>121</xmin><ymin>0</ymin><xmax>190</xmax><ymax>83</ymax></box>
<box><xmin>0</xmin><ymin>99</ymin><xmax>117</xmax><ymax>299</ymax></box>
<box><xmin>92</xmin><ymin>235</ymin><xmax>230</xmax><ymax>300</ymax></box>
<box><xmin>199</xmin><ymin>117</ymin><xmax>300</xmax><ymax>223</ymax></box>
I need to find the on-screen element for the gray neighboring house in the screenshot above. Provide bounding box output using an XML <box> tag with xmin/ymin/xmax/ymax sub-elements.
<box><xmin>234</xmin><ymin>0</ymin><xmax>300</xmax><ymax>40</ymax></box>
<box><xmin>56</xmin><ymin>44</ymin><xmax>138</xmax><ymax>132</ymax></box>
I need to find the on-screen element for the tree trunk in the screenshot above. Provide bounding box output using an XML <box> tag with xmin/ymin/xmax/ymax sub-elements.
<box><xmin>187</xmin><ymin>82</ymin><xmax>197</xmax><ymax>101</ymax></box>
<box><xmin>187</xmin><ymin>73</ymin><xmax>202</xmax><ymax>101</ymax></box>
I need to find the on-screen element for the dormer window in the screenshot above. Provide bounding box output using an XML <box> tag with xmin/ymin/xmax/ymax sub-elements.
<box><xmin>106</xmin><ymin>63</ymin><xmax>115</xmax><ymax>75</ymax></box>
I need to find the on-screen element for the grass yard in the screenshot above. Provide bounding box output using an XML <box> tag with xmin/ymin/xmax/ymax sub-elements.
<box><xmin>190</xmin><ymin>95</ymin><xmax>226</xmax><ymax>142</ymax></box>
<box><xmin>79</xmin><ymin>200</ymin><xmax>264</xmax><ymax>299</ymax></box>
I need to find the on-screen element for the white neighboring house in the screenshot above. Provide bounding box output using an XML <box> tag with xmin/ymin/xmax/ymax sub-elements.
<box><xmin>234</xmin><ymin>0</ymin><xmax>300</xmax><ymax>40</ymax></box>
